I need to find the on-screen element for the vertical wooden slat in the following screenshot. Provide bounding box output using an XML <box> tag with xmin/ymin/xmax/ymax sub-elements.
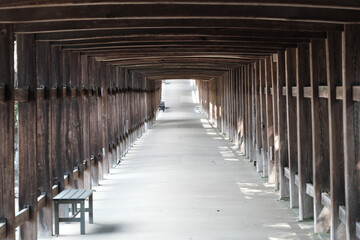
<box><xmin>285</xmin><ymin>48</ymin><xmax>299</xmax><ymax>208</ymax></box>
<box><xmin>0</xmin><ymin>23</ymin><xmax>15</xmax><ymax>240</ymax></box>
<box><xmin>277</xmin><ymin>51</ymin><xmax>290</xmax><ymax>199</ymax></box>
<box><xmin>326</xmin><ymin>31</ymin><xmax>345</xmax><ymax>240</ymax></box>
<box><xmin>310</xmin><ymin>39</ymin><xmax>331</xmax><ymax>232</ymax></box>
<box><xmin>296</xmin><ymin>43</ymin><xmax>313</xmax><ymax>221</ymax></box>
<box><xmin>17</xmin><ymin>33</ymin><xmax>38</xmax><ymax>240</ymax></box>
<box><xmin>35</xmin><ymin>41</ymin><xmax>53</xmax><ymax>236</ymax></box>
<box><xmin>342</xmin><ymin>24</ymin><xmax>360</xmax><ymax>240</ymax></box>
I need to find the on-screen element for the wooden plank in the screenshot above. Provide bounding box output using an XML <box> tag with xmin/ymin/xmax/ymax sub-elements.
<box><xmin>17</xmin><ymin>33</ymin><xmax>38</xmax><ymax>239</ymax></box>
<box><xmin>265</xmin><ymin>56</ymin><xmax>275</xmax><ymax>183</ymax></box>
<box><xmin>37</xmin><ymin>194</ymin><xmax>47</xmax><ymax>211</ymax></box>
<box><xmin>306</xmin><ymin>183</ymin><xmax>314</xmax><ymax>198</ymax></box>
<box><xmin>285</xmin><ymin>48</ymin><xmax>299</xmax><ymax>209</ymax></box>
<box><xmin>296</xmin><ymin>43</ymin><xmax>313</xmax><ymax>221</ymax></box>
<box><xmin>52</xmin><ymin>185</ymin><xmax>59</xmax><ymax>197</ymax></box>
<box><xmin>326</xmin><ymin>31</ymin><xmax>345</xmax><ymax>240</ymax></box>
<box><xmin>342</xmin><ymin>24</ymin><xmax>360</xmax><ymax>240</ymax></box>
<box><xmin>15</xmin><ymin>207</ymin><xmax>30</xmax><ymax>228</ymax></box>
<box><xmin>291</xmin><ymin>86</ymin><xmax>297</xmax><ymax>97</ymax></box>
<box><xmin>336</xmin><ymin>86</ymin><xmax>343</xmax><ymax>100</ymax></box>
<box><xmin>321</xmin><ymin>192</ymin><xmax>331</xmax><ymax>209</ymax></box>
<box><xmin>35</xmin><ymin>41</ymin><xmax>53</xmax><ymax>237</ymax></box>
<box><xmin>310</xmin><ymin>39</ymin><xmax>330</xmax><ymax>232</ymax></box>
<box><xmin>282</xmin><ymin>86</ymin><xmax>286</xmax><ymax>96</ymax></box>
<box><xmin>0</xmin><ymin>23</ymin><xmax>15</xmax><ymax>240</ymax></box>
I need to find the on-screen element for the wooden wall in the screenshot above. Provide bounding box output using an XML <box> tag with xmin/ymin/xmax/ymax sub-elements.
<box><xmin>0</xmin><ymin>31</ymin><xmax>161</xmax><ymax>239</ymax></box>
<box><xmin>197</xmin><ymin>26</ymin><xmax>360</xmax><ymax>240</ymax></box>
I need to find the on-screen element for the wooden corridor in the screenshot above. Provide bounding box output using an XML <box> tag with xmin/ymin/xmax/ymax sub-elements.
<box><xmin>0</xmin><ymin>2</ymin><xmax>359</xmax><ymax>240</ymax></box>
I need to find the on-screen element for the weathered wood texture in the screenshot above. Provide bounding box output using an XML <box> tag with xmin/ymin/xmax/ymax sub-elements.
<box><xmin>17</xmin><ymin>33</ymin><xmax>38</xmax><ymax>240</ymax></box>
<box><xmin>342</xmin><ymin>24</ymin><xmax>360</xmax><ymax>240</ymax></box>
<box><xmin>0</xmin><ymin>23</ymin><xmax>15</xmax><ymax>240</ymax></box>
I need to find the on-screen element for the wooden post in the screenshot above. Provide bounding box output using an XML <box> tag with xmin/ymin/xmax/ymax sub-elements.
<box><xmin>271</xmin><ymin>54</ymin><xmax>280</xmax><ymax>190</ymax></box>
<box><xmin>265</xmin><ymin>56</ymin><xmax>275</xmax><ymax>182</ymax></box>
<box><xmin>50</xmin><ymin>45</ymin><xmax>65</xmax><ymax>190</ymax></box>
<box><xmin>70</xmin><ymin>51</ymin><xmax>84</xmax><ymax>189</ymax></box>
<box><xmin>310</xmin><ymin>39</ymin><xmax>331</xmax><ymax>232</ymax></box>
<box><xmin>35</xmin><ymin>41</ymin><xmax>53</xmax><ymax>236</ymax></box>
<box><xmin>259</xmin><ymin>59</ymin><xmax>268</xmax><ymax>176</ymax></box>
<box><xmin>285</xmin><ymin>48</ymin><xmax>299</xmax><ymax>208</ymax></box>
<box><xmin>326</xmin><ymin>31</ymin><xmax>345</xmax><ymax>240</ymax></box>
<box><xmin>62</xmin><ymin>50</ymin><xmax>74</xmax><ymax>187</ymax></box>
<box><xmin>342</xmin><ymin>24</ymin><xmax>360</xmax><ymax>240</ymax></box>
<box><xmin>80</xmin><ymin>55</ymin><xmax>91</xmax><ymax>189</ymax></box>
<box><xmin>254</xmin><ymin>61</ymin><xmax>263</xmax><ymax>172</ymax></box>
<box><xmin>277</xmin><ymin>51</ymin><xmax>290</xmax><ymax>199</ymax></box>
<box><xmin>17</xmin><ymin>33</ymin><xmax>38</xmax><ymax>240</ymax></box>
<box><xmin>296</xmin><ymin>43</ymin><xmax>313</xmax><ymax>221</ymax></box>
<box><xmin>0</xmin><ymin>23</ymin><xmax>15</xmax><ymax>240</ymax></box>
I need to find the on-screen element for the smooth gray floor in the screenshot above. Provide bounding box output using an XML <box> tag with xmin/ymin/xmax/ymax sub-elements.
<box><xmin>44</xmin><ymin>80</ymin><xmax>317</xmax><ymax>240</ymax></box>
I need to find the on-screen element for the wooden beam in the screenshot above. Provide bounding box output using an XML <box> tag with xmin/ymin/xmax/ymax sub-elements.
<box><xmin>14</xmin><ymin>208</ymin><xmax>30</xmax><ymax>228</ymax></box>
<box><xmin>342</xmin><ymin>24</ymin><xmax>360</xmax><ymax>240</ymax></box>
<box><xmin>0</xmin><ymin>4</ymin><xmax>359</xmax><ymax>24</ymax></box>
<box><xmin>14</xmin><ymin>19</ymin><xmax>343</xmax><ymax>34</ymax></box>
<box><xmin>0</xmin><ymin>23</ymin><xmax>15</xmax><ymax>240</ymax></box>
<box><xmin>0</xmin><ymin>222</ymin><xmax>6</xmax><ymax>239</ymax></box>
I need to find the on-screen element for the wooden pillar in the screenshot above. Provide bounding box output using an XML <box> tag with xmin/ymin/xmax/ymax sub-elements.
<box><xmin>310</xmin><ymin>39</ymin><xmax>331</xmax><ymax>232</ymax></box>
<box><xmin>259</xmin><ymin>59</ymin><xmax>268</xmax><ymax>176</ymax></box>
<box><xmin>265</xmin><ymin>56</ymin><xmax>275</xmax><ymax>182</ymax></box>
<box><xmin>251</xmin><ymin>64</ymin><xmax>256</xmax><ymax>163</ymax></box>
<box><xmin>326</xmin><ymin>31</ymin><xmax>345</xmax><ymax>240</ymax></box>
<box><xmin>271</xmin><ymin>54</ymin><xmax>280</xmax><ymax>190</ymax></box>
<box><xmin>277</xmin><ymin>51</ymin><xmax>290</xmax><ymax>199</ymax></box>
<box><xmin>70</xmin><ymin>51</ymin><xmax>84</xmax><ymax>189</ymax></box>
<box><xmin>342</xmin><ymin>24</ymin><xmax>360</xmax><ymax>240</ymax></box>
<box><xmin>62</xmin><ymin>50</ymin><xmax>74</xmax><ymax>186</ymax></box>
<box><xmin>296</xmin><ymin>43</ymin><xmax>313</xmax><ymax>220</ymax></box>
<box><xmin>285</xmin><ymin>48</ymin><xmax>299</xmax><ymax>208</ymax></box>
<box><xmin>17</xmin><ymin>33</ymin><xmax>38</xmax><ymax>240</ymax></box>
<box><xmin>0</xmin><ymin>23</ymin><xmax>15</xmax><ymax>240</ymax></box>
<box><xmin>254</xmin><ymin>61</ymin><xmax>263</xmax><ymax>171</ymax></box>
<box><xmin>50</xmin><ymin>45</ymin><xmax>64</xmax><ymax>190</ymax></box>
<box><xmin>80</xmin><ymin>55</ymin><xmax>91</xmax><ymax>189</ymax></box>
<box><xmin>35</xmin><ymin>41</ymin><xmax>53</xmax><ymax>236</ymax></box>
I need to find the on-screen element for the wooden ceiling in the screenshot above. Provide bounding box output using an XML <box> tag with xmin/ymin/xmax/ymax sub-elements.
<box><xmin>1</xmin><ymin>1</ymin><xmax>359</xmax><ymax>81</ymax></box>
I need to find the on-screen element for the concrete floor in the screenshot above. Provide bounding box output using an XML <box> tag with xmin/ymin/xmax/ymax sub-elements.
<box><xmin>45</xmin><ymin>80</ymin><xmax>320</xmax><ymax>240</ymax></box>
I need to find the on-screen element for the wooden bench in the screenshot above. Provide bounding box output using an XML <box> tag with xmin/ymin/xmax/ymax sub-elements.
<box><xmin>53</xmin><ymin>189</ymin><xmax>94</xmax><ymax>235</ymax></box>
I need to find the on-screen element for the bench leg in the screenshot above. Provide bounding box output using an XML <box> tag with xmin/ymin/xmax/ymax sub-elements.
<box><xmin>89</xmin><ymin>194</ymin><xmax>93</xmax><ymax>224</ymax></box>
<box><xmin>80</xmin><ymin>201</ymin><xmax>85</xmax><ymax>234</ymax></box>
<box><xmin>54</xmin><ymin>202</ymin><xmax>59</xmax><ymax>236</ymax></box>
